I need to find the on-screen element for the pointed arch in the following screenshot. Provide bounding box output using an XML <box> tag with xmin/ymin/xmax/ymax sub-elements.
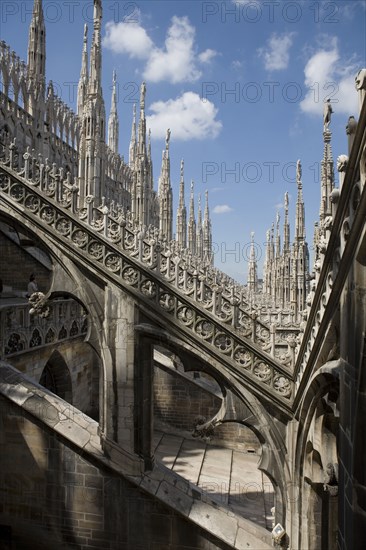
<box><xmin>39</xmin><ymin>350</ymin><xmax>72</xmax><ymax>403</ymax></box>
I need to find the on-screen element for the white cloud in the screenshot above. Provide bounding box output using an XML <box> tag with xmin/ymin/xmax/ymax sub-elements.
<box><xmin>146</xmin><ymin>92</ymin><xmax>222</xmax><ymax>141</ymax></box>
<box><xmin>213</xmin><ymin>205</ymin><xmax>233</xmax><ymax>214</ymax></box>
<box><xmin>199</xmin><ymin>48</ymin><xmax>218</xmax><ymax>64</ymax></box>
<box><xmin>143</xmin><ymin>16</ymin><xmax>201</xmax><ymax>83</ymax></box>
<box><xmin>104</xmin><ymin>16</ymin><xmax>217</xmax><ymax>84</ymax></box>
<box><xmin>258</xmin><ymin>32</ymin><xmax>295</xmax><ymax>71</ymax></box>
<box><xmin>300</xmin><ymin>39</ymin><xmax>359</xmax><ymax>116</ymax></box>
<box><xmin>103</xmin><ymin>21</ymin><xmax>153</xmax><ymax>59</ymax></box>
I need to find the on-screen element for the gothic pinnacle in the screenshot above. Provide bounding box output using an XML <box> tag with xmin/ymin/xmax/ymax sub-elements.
<box><xmin>27</xmin><ymin>0</ymin><xmax>46</xmax><ymax>80</ymax></box>
<box><xmin>108</xmin><ymin>70</ymin><xmax>119</xmax><ymax>153</ymax></box>
<box><xmin>148</xmin><ymin>128</ymin><xmax>152</xmax><ymax>159</ymax></box>
<box><xmin>140</xmin><ymin>82</ymin><xmax>146</xmax><ymax>114</ymax></box>
<box><xmin>129</xmin><ymin>104</ymin><xmax>137</xmax><ymax>167</ymax></box>
<box><xmin>179</xmin><ymin>160</ymin><xmax>185</xmax><ymax>205</ymax></box>
<box><xmin>176</xmin><ymin>159</ymin><xmax>187</xmax><ymax>249</ymax></box>
<box><xmin>89</xmin><ymin>0</ymin><xmax>103</xmax><ymax>95</ymax></box>
<box><xmin>204</xmin><ymin>190</ymin><xmax>209</xmax><ymax>220</ymax></box>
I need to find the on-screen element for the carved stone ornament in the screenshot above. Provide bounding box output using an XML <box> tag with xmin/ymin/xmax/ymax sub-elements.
<box><xmin>336</xmin><ymin>154</ymin><xmax>349</xmax><ymax>172</ymax></box>
<box><xmin>323</xmin><ymin>463</ymin><xmax>338</xmax><ymax>496</ymax></box>
<box><xmin>28</xmin><ymin>292</ymin><xmax>50</xmax><ymax>318</ymax></box>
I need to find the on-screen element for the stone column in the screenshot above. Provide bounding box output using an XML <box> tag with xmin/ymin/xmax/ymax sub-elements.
<box><xmin>134</xmin><ymin>330</ymin><xmax>154</xmax><ymax>470</ymax></box>
<box><xmin>100</xmin><ymin>283</ymin><xmax>145</xmax><ymax>475</ymax></box>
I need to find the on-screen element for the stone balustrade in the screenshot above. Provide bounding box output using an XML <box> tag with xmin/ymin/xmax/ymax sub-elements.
<box><xmin>0</xmin><ymin>142</ymin><xmax>295</xmax><ymax>405</ymax></box>
<box><xmin>0</xmin><ymin>298</ymin><xmax>88</xmax><ymax>358</ymax></box>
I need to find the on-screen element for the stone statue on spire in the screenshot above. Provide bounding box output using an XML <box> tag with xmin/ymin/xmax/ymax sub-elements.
<box><xmin>323</xmin><ymin>99</ymin><xmax>333</xmax><ymax>130</ymax></box>
<box><xmin>296</xmin><ymin>159</ymin><xmax>302</xmax><ymax>184</ymax></box>
<box><xmin>140</xmin><ymin>82</ymin><xmax>146</xmax><ymax>110</ymax></box>
<box><xmin>165</xmin><ymin>128</ymin><xmax>171</xmax><ymax>149</ymax></box>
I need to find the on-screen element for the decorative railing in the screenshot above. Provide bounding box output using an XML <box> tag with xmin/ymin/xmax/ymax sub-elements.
<box><xmin>0</xmin><ymin>298</ymin><xmax>88</xmax><ymax>358</ymax></box>
<box><xmin>0</xmin><ymin>142</ymin><xmax>295</xmax><ymax>406</ymax></box>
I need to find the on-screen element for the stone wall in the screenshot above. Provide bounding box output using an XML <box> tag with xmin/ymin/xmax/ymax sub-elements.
<box><xmin>7</xmin><ymin>340</ymin><xmax>99</xmax><ymax>419</ymax></box>
<box><xmin>154</xmin><ymin>362</ymin><xmax>222</xmax><ymax>432</ymax></box>
<box><xmin>0</xmin><ymin>230</ymin><xmax>51</xmax><ymax>293</ymax></box>
<box><xmin>0</xmin><ymin>395</ymin><xmax>235</xmax><ymax>550</ymax></box>
<box><xmin>154</xmin><ymin>363</ymin><xmax>260</xmax><ymax>453</ymax></box>
<box><xmin>211</xmin><ymin>423</ymin><xmax>260</xmax><ymax>453</ymax></box>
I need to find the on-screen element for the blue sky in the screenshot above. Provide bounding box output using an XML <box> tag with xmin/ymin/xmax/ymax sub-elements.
<box><xmin>1</xmin><ymin>0</ymin><xmax>365</xmax><ymax>282</ymax></box>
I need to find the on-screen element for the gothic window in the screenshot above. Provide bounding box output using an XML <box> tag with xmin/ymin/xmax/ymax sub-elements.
<box><xmin>29</xmin><ymin>329</ymin><xmax>42</xmax><ymax>348</ymax></box>
<box><xmin>70</xmin><ymin>321</ymin><xmax>79</xmax><ymax>337</ymax></box>
<box><xmin>45</xmin><ymin>328</ymin><xmax>56</xmax><ymax>343</ymax></box>
<box><xmin>58</xmin><ymin>326</ymin><xmax>67</xmax><ymax>339</ymax></box>
<box><xmin>5</xmin><ymin>333</ymin><xmax>25</xmax><ymax>355</ymax></box>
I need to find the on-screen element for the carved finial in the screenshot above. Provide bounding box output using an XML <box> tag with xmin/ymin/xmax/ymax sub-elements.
<box><xmin>180</xmin><ymin>159</ymin><xmax>184</xmax><ymax>178</ymax></box>
<box><xmin>84</xmin><ymin>23</ymin><xmax>88</xmax><ymax>40</ymax></box>
<box><xmin>250</xmin><ymin>231</ymin><xmax>255</xmax><ymax>243</ymax></box>
<box><xmin>284</xmin><ymin>191</ymin><xmax>289</xmax><ymax>210</ymax></box>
